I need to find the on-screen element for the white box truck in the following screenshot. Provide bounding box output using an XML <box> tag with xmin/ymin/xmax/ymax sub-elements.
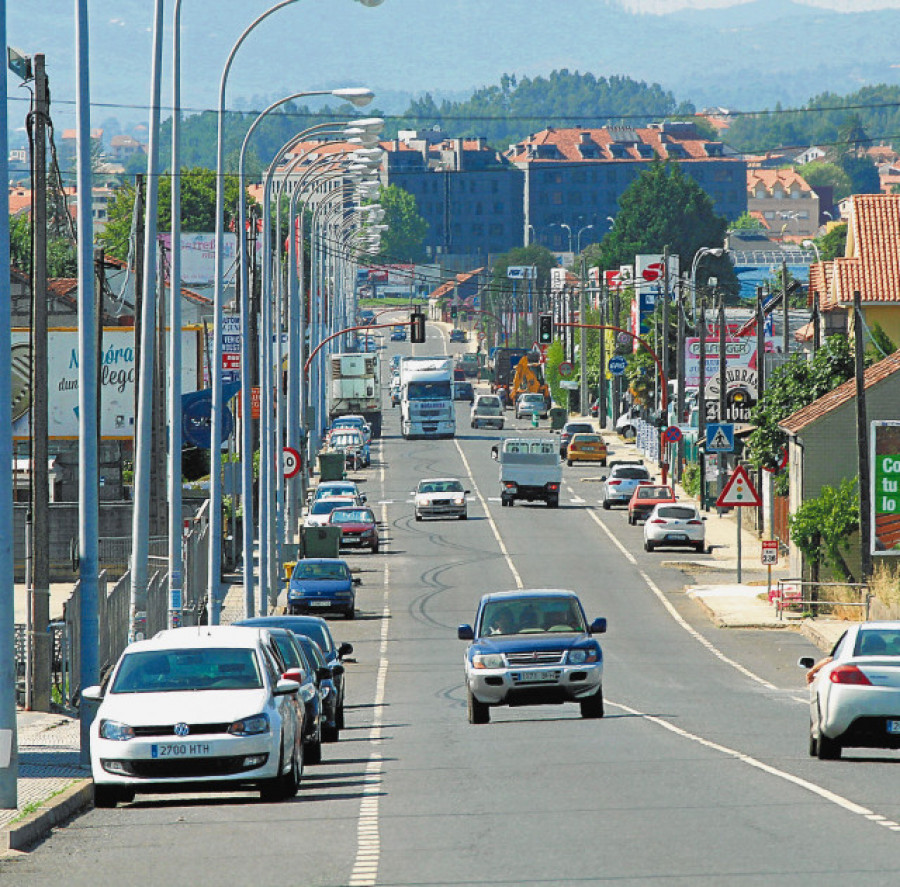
<box><xmin>399</xmin><ymin>356</ymin><xmax>455</xmax><ymax>439</ymax></box>
<box><xmin>327</xmin><ymin>353</ymin><xmax>382</xmax><ymax>438</ymax></box>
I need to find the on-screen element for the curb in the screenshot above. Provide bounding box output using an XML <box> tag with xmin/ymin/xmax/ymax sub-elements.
<box><xmin>800</xmin><ymin>619</ymin><xmax>844</xmax><ymax>653</ymax></box>
<box><xmin>1</xmin><ymin>780</ymin><xmax>92</xmax><ymax>853</ymax></box>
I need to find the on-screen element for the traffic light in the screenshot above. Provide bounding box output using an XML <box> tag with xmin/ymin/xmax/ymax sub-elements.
<box><xmin>410</xmin><ymin>311</ymin><xmax>426</xmax><ymax>343</ymax></box>
<box><xmin>538</xmin><ymin>313</ymin><xmax>553</xmax><ymax>345</ymax></box>
<box><xmin>450</xmin><ymin>304</ymin><xmax>458</xmax><ymax>319</ymax></box>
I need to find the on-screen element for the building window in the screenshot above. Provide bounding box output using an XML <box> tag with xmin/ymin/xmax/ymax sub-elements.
<box><xmin>552</xmin><ymin>192</ymin><xmax>563</xmax><ymax>205</ymax></box>
<box><xmin>472</xmin><ymin>223</ymin><xmax>484</xmax><ymax>236</ymax></box>
<box><xmin>493</xmin><ymin>201</ymin><xmax>504</xmax><ymax>213</ymax></box>
<box><xmin>489</xmin><ymin>223</ymin><xmax>503</xmax><ymax>236</ymax></box>
<box><xmin>475</xmin><ymin>202</ymin><xmax>483</xmax><ymax>216</ymax></box>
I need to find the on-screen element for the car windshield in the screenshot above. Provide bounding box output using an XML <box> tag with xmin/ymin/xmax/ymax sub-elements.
<box><xmin>331</xmin><ymin>433</ymin><xmax>361</xmax><ymax>447</ymax></box>
<box><xmin>478</xmin><ymin>597</ymin><xmax>587</xmax><ymax>636</ymax></box>
<box><xmin>656</xmin><ymin>505</ymin><xmax>697</xmax><ymax>520</ymax></box>
<box><xmin>521</xmin><ymin>395</ymin><xmax>543</xmax><ymax>403</ymax></box>
<box><xmin>110</xmin><ymin>648</ymin><xmax>263</xmax><ymax>693</ymax></box>
<box><xmin>408</xmin><ymin>380</ymin><xmax>452</xmax><ymax>400</ymax></box>
<box><xmin>418</xmin><ymin>480</ymin><xmax>464</xmax><ymax>494</ymax></box>
<box><xmin>615</xmin><ymin>467</ymin><xmax>650</xmax><ymax>480</ymax></box>
<box><xmin>854</xmin><ymin>629</ymin><xmax>900</xmax><ymax>656</ymax></box>
<box><xmin>311</xmin><ymin>500</ymin><xmax>350</xmax><ymax>515</ymax></box>
<box><xmin>293</xmin><ymin>562</ymin><xmax>350</xmax><ymax>581</ymax></box>
<box><xmin>330</xmin><ymin>509</ymin><xmax>374</xmax><ymax>524</ymax></box>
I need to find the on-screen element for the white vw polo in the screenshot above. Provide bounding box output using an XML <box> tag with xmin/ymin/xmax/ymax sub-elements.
<box><xmin>85</xmin><ymin>626</ymin><xmax>302</xmax><ymax>807</ymax></box>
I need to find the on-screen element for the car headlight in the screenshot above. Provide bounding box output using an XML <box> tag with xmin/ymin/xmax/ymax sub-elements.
<box><xmin>473</xmin><ymin>653</ymin><xmax>504</xmax><ymax>669</ymax></box>
<box><xmin>227</xmin><ymin>713</ymin><xmax>270</xmax><ymax>736</ymax></box>
<box><xmin>288</xmin><ymin>588</ymin><xmax>305</xmax><ymax>600</ymax></box>
<box><xmin>453</xmin><ymin>497</ymin><xmax>465</xmax><ymax>506</ymax></box>
<box><xmin>99</xmin><ymin>719</ymin><xmax>134</xmax><ymax>741</ymax></box>
<box><xmin>567</xmin><ymin>648</ymin><xmax>599</xmax><ymax>665</ymax></box>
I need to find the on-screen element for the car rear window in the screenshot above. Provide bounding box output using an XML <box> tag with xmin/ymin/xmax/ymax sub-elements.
<box><xmin>638</xmin><ymin>486</ymin><xmax>670</xmax><ymax>499</ymax></box>
<box><xmin>615</xmin><ymin>467</ymin><xmax>650</xmax><ymax>480</ymax></box>
<box><xmin>566</xmin><ymin>424</ymin><xmax>592</xmax><ymax>434</ymax></box>
<box><xmin>656</xmin><ymin>506</ymin><xmax>697</xmax><ymax>519</ymax></box>
<box><xmin>330</xmin><ymin>509</ymin><xmax>374</xmax><ymax>524</ymax></box>
<box><xmin>854</xmin><ymin>630</ymin><xmax>900</xmax><ymax>656</ymax></box>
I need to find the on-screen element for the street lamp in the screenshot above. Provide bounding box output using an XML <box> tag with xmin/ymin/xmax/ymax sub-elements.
<box><xmin>690</xmin><ymin>246</ymin><xmax>725</xmax><ymax>317</ymax></box>
<box><xmin>606</xmin><ymin>215</ymin><xmax>615</xmax><ymax>229</ymax></box>
<box><xmin>802</xmin><ymin>239</ymin><xmax>821</xmax><ymax>262</ymax></box>
<box><xmin>560</xmin><ymin>222</ymin><xmax>573</xmax><ymax>253</ymax></box>
<box><xmin>576</xmin><ymin>224</ymin><xmax>595</xmax><ymax>254</ymax></box>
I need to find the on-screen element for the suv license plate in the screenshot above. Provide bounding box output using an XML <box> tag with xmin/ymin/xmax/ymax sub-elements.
<box><xmin>887</xmin><ymin>720</ymin><xmax>900</xmax><ymax>734</ymax></box>
<box><xmin>515</xmin><ymin>670</ymin><xmax>554</xmax><ymax>683</ymax></box>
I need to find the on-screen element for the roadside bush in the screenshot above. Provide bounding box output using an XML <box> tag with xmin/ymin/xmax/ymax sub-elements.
<box><xmin>681</xmin><ymin>461</ymin><xmax>701</xmax><ymax>498</ymax></box>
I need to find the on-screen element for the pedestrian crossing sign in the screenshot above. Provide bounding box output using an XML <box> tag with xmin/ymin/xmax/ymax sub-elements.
<box><xmin>716</xmin><ymin>464</ymin><xmax>761</xmax><ymax>508</ymax></box>
<box><xmin>706</xmin><ymin>422</ymin><xmax>734</xmax><ymax>453</ymax></box>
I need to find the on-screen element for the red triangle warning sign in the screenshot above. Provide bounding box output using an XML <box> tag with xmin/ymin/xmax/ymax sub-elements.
<box><xmin>716</xmin><ymin>464</ymin><xmax>761</xmax><ymax>508</ymax></box>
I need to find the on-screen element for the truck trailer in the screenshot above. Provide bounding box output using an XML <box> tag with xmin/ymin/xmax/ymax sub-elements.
<box><xmin>327</xmin><ymin>352</ymin><xmax>382</xmax><ymax>438</ymax></box>
<box><xmin>399</xmin><ymin>356</ymin><xmax>455</xmax><ymax>439</ymax></box>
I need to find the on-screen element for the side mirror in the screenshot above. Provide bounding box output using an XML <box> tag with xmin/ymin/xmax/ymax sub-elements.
<box><xmin>315</xmin><ymin>666</ymin><xmax>332</xmax><ymax>682</ymax></box>
<box><xmin>589</xmin><ymin>617</ymin><xmax>607</xmax><ymax>635</ymax></box>
<box><xmin>282</xmin><ymin>667</ymin><xmax>304</xmax><ymax>684</ymax></box>
<box><xmin>458</xmin><ymin>624</ymin><xmax>474</xmax><ymax>641</ymax></box>
<box><xmin>491</xmin><ymin>446</ymin><xmax>499</xmax><ymax>461</ymax></box>
<box><xmin>599</xmin><ymin>475</ymin><xmax>607</xmax><ymax>481</ymax></box>
<box><xmin>274</xmin><ymin>678</ymin><xmax>300</xmax><ymax>696</ymax></box>
<box><xmin>360</xmin><ymin>494</ymin><xmax>368</xmax><ymax>503</ymax></box>
<box><xmin>798</xmin><ymin>656</ymin><xmax>816</xmax><ymax>669</ymax></box>
<box><xmin>82</xmin><ymin>685</ymin><xmax>103</xmax><ymax>702</ymax></box>
<box><xmin>338</xmin><ymin>642</ymin><xmax>354</xmax><ymax>658</ymax></box>
<box><xmin>353</xmin><ymin>577</ymin><xmax>362</xmax><ymax>585</ymax></box>
<box><xmin>465</xmin><ymin>490</ymin><xmax>471</xmax><ymax>495</ymax></box>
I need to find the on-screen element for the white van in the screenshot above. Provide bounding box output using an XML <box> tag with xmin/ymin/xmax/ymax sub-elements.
<box><xmin>471</xmin><ymin>394</ymin><xmax>504</xmax><ymax>430</ymax></box>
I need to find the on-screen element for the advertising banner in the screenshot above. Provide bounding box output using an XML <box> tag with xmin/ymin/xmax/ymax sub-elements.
<box><xmin>684</xmin><ymin>334</ymin><xmax>774</xmax><ymax>386</ymax></box>
<box><xmin>159</xmin><ymin>232</ymin><xmax>244</xmax><ymax>286</ymax></box>
<box><xmin>872</xmin><ymin>420</ymin><xmax>900</xmax><ymax>555</ymax></box>
<box><xmin>12</xmin><ymin>328</ymin><xmax>200</xmax><ymax>440</ymax></box>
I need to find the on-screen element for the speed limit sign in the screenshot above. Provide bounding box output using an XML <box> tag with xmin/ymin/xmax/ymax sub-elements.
<box><xmin>282</xmin><ymin>446</ymin><xmax>301</xmax><ymax>479</ymax></box>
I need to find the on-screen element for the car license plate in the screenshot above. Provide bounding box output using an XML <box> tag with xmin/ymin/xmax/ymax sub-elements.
<box><xmin>514</xmin><ymin>670</ymin><xmax>553</xmax><ymax>683</ymax></box>
<box><xmin>666</xmin><ymin>533</ymin><xmax>687</xmax><ymax>541</ymax></box>
<box><xmin>309</xmin><ymin>601</ymin><xmax>330</xmax><ymax>607</ymax></box>
<box><xmin>887</xmin><ymin>720</ymin><xmax>900</xmax><ymax>734</ymax></box>
<box><xmin>151</xmin><ymin>742</ymin><xmax>211</xmax><ymax>758</ymax></box>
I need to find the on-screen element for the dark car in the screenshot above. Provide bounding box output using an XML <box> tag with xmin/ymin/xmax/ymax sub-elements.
<box><xmin>559</xmin><ymin>421</ymin><xmax>594</xmax><ymax>457</ymax></box>
<box><xmin>328</xmin><ymin>506</ymin><xmax>379</xmax><ymax>554</ymax></box>
<box><xmin>265</xmin><ymin>627</ymin><xmax>323</xmax><ymax>764</ymax></box>
<box><xmin>294</xmin><ymin>634</ymin><xmax>342</xmax><ymax>743</ymax></box>
<box><xmin>457</xmin><ymin>589</ymin><xmax>607</xmax><ymax>724</ymax></box>
<box><xmin>287</xmin><ymin>558</ymin><xmax>359</xmax><ymax>618</ymax></box>
<box><xmin>235</xmin><ymin>615</ymin><xmax>352</xmax><ymax>738</ymax></box>
<box><xmin>449</xmin><ymin>329</ymin><xmax>468</xmax><ymax>343</ymax></box>
<box><xmin>453</xmin><ymin>381</ymin><xmax>475</xmax><ymax>403</ymax></box>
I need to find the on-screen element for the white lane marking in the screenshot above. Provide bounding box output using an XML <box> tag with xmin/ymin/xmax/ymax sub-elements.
<box><xmin>349</xmin><ymin>455</ymin><xmax>390</xmax><ymax>887</ymax></box>
<box><xmin>570</xmin><ymin>481</ymin><xmax>777</xmax><ymax>690</ymax></box>
<box><xmin>607</xmin><ymin>699</ymin><xmax>900</xmax><ymax>831</ymax></box>
<box><xmin>454</xmin><ymin>439</ymin><xmax>523</xmax><ymax>590</ymax></box>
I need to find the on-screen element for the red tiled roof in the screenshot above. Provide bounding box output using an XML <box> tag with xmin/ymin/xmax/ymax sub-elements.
<box><xmin>505</xmin><ymin>125</ymin><xmax>733</xmax><ymax>165</ymax></box>
<box><xmin>781</xmin><ymin>350</ymin><xmax>900</xmax><ymax>433</ymax></box>
<box><xmin>747</xmin><ymin>168</ymin><xmax>814</xmax><ymax>196</ymax></box>
<box><xmin>430</xmin><ymin>267</ymin><xmax>484</xmax><ymax>300</ymax></box>
<box><xmin>807</xmin><ymin>261</ymin><xmax>834</xmax><ymax>308</ymax></box>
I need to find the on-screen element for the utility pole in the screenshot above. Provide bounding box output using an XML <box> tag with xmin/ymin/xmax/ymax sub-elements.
<box><xmin>812</xmin><ymin>291</ymin><xmax>821</xmax><ymax>354</ymax></box>
<box><xmin>598</xmin><ymin>280</ymin><xmax>607</xmax><ymax>429</ymax></box>
<box><xmin>579</xmin><ymin>258</ymin><xmax>588</xmax><ymax>416</ymax></box>
<box><xmin>698</xmin><ymin>299</ymin><xmax>707</xmax><ymax>510</ymax></box>
<box><xmin>132</xmin><ymin>175</ymin><xmax>145</xmax><ymax>416</ymax></box>
<box><xmin>30</xmin><ymin>54</ymin><xmax>51</xmax><ymax>712</ymax></box>
<box><xmin>854</xmin><ymin>291</ymin><xmax>872</xmax><ymax>580</ymax></box>
<box><xmin>675</xmin><ymin>283</ymin><xmax>685</xmax><ymax>482</ymax></box>
<box><xmin>717</xmin><ymin>297</ymin><xmax>727</xmax><ymax>503</ymax></box>
<box><xmin>152</xmin><ymin>241</ymin><xmax>168</xmax><ymax>538</ymax></box>
<box><xmin>662</xmin><ymin>245</ymin><xmax>670</xmax><ymax>390</ymax></box>
<box><xmin>781</xmin><ymin>260</ymin><xmax>790</xmax><ymax>357</ymax></box>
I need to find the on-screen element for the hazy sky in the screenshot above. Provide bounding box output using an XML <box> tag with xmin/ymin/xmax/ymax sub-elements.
<box><xmin>618</xmin><ymin>0</ymin><xmax>900</xmax><ymax>8</ymax></box>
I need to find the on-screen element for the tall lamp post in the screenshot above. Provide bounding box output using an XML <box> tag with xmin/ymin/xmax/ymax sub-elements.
<box><xmin>690</xmin><ymin>247</ymin><xmax>724</xmax><ymax>318</ymax></box>
<box><xmin>576</xmin><ymin>224</ymin><xmax>595</xmax><ymax>255</ymax></box>
<box><xmin>560</xmin><ymin>222</ymin><xmax>573</xmax><ymax>254</ymax></box>
<box><xmin>208</xmin><ymin>0</ymin><xmax>385</xmax><ymax>624</ymax></box>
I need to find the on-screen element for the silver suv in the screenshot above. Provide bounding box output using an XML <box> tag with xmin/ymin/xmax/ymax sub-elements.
<box><xmin>601</xmin><ymin>461</ymin><xmax>652</xmax><ymax>509</ymax></box>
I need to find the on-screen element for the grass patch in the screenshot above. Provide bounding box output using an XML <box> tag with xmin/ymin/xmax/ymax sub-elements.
<box><xmin>870</xmin><ymin>562</ymin><xmax>900</xmax><ymax>613</ymax></box>
<box><xmin>9</xmin><ymin>783</ymin><xmax>77</xmax><ymax>824</ymax></box>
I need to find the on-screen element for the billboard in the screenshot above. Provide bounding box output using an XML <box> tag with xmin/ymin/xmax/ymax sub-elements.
<box><xmin>11</xmin><ymin>328</ymin><xmax>200</xmax><ymax>440</ymax></box>
<box><xmin>684</xmin><ymin>334</ymin><xmax>775</xmax><ymax>386</ymax></box>
<box><xmin>872</xmin><ymin>421</ymin><xmax>900</xmax><ymax>555</ymax></box>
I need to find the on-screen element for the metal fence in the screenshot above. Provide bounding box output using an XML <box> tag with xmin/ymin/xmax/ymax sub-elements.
<box><xmin>773</xmin><ymin>578</ymin><xmax>871</xmax><ymax>621</ymax></box>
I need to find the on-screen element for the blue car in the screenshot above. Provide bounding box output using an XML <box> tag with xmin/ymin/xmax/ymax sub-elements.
<box><xmin>390</xmin><ymin>326</ymin><xmax>407</xmax><ymax>341</ymax></box>
<box><xmin>457</xmin><ymin>589</ymin><xmax>607</xmax><ymax>724</ymax></box>
<box><xmin>287</xmin><ymin>558</ymin><xmax>359</xmax><ymax>618</ymax></box>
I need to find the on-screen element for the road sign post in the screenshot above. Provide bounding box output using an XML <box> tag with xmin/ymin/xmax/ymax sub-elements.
<box><xmin>282</xmin><ymin>446</ymin><xmax>301</xmax><ymax>479</ymax></box>
<box><xmin>762</xmin><ymin>539</ymin><xmax>779</xmax><ymax>600</ymax></box>
<box><xmin>715</xmin><ymin>465</ymin><xmax>762</xmax><ymax>583</ymax></box>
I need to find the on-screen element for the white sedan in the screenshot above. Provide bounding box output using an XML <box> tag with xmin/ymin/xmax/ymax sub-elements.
<box><xmin>414</xmin><ymin>477</ymin><xmax>469</xmax><ymax>520</ymax></box>
<box><xmin>84</xmin><ymin>626</ymin><xmax>302</xmax><ymax>807</ymax></box>
<box><xmin>304</xmin><ymin>496</ymin><xmax>358</xmax><ymax>527</ymax></box>
<box><xmin>800</xmin><ymin>621</ymin><xmax>900</xmax><ymax>760</ymax></box>
<box><xmin>642</xmin><ymin>502</ymin><xmax>706</xmax><ymax>553</ymax></box>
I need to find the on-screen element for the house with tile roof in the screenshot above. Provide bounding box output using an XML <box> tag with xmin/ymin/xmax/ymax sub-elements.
<box><xmin>506</xmin><ymin>121</ymin><xmax>746</xmax><ymax>253</ymax></box>
<box><xmin>779</xmin><ymin>349</ymin><xmax>900</xmax><ymax>576</ymax></box>
<box><xmin>747</xmin><ymin>168</ymin><xmax>820</xmax><ymax>238</ymax></box>
<box><xmin>807</xmin><ymin>194</ymin><xmax>900</xmax><ymax>347</ymax></box>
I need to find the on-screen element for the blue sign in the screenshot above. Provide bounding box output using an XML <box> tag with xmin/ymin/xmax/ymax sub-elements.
<box><xmin>706</xmin><ymin>422</ymin><xmax>735</xmax><ymax>453</ymax></box>
<box><xmin>181</xmin><ymin>383</ymin><xmax>240</xmax><ymax>449</ymax></box>
<box><xmin>608</xmin><ymin>356</ymin><xmax>627</xmax><ymax>376</ymax></box>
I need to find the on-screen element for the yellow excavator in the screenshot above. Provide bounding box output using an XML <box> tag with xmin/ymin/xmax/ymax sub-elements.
<box><xmin>508</xmin><ymin>355</ymin><xmax>550</xmax><ymax>402</ymax></box>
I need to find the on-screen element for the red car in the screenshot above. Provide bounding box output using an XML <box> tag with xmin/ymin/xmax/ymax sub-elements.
<box><xmin>328</xmin><ymin>506</ymin><xmax>379</xmax><ymax>553</ymax></box>
<box><xmin>627</xmin><ymin>484</ymin><xmax>676</xmax><ymax>525</ymax></box>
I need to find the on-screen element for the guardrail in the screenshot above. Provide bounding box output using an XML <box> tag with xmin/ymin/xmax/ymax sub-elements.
<box><xmin>772</xmin><ymin>578</ymin><xmax>871</xmax><ymax>621</ymax></box>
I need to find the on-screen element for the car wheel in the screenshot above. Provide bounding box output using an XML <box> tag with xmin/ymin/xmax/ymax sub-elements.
<box><xmin>808</xmin><ymin>723</ymin><xmax>818</xmax><ymax>758</ymax></box>
<box><xmin>467</xmin><ymin>687</ymin><xmax>490</xmax><ymax>724</ymax></box>
<box><xmin>322</xmin><ymin>723</ymin><xmax>339</xmax><ymax>743</ymax></box>
<box><xmin>371</xmin><ymin>540</ymin><xmax>379</xmax><ymax>553</ymax></box>
<box><xmin>259</xmin><ymin>744</ymin><xmax>300</xmax><ymax>802</ymax></box>
<box><xmin>602</xmin><ymin>500</ymin><xmax>611</xmax><ymax>510</ymax></box>
<box><xmin>694</xmin><ymin>541</ymin><xmax>705</xmax><ymax>553</ymax></box>
<box><xmin>305</xmin><ymin>732</ymin><xmax>322</xmax><ymax>766</ymax></box>
<box><xmin>816</xmin><ymin>733</ymin><xmax>842</xmax><ymax>760</ymax></box>
<box><xmin>580</xmin><ymin>688</ymin><xmax>605</xmax><ymax>719</ymax></box>
<box><xmin>628</xmin><ymin>513</ymin><xmax>635</xmax><ymax>525</ymax></box>
<box><xmin>415</xmin><ymin>512</ymin><xmax>422</xmax><ymax>522</ymax></box>
<box><xmin>644</xmin><ymin>540</ymin><xmax>655</xmax><ymax>552</ymax></box>
<box><xmin>600</xmin><ymin>460</ymin><xmax>606</xmax><ymax>467</ymax></box>
<box><xmin>567</xmin><ymin>459</ymin><xmax>573</xmax><ymax>467</ymax></box>
<box><xmin>547</xmin><ymin>496</ymin><xmax>559</xmax><ymax>508</ymax></box>
<box><xmin>94</xmin><ymin>785</ymin><xmax>131</xmax><ymax>808</ymax></box>
<box><xmin>345</xmin><ymin>607</ymin><xmax>356</xmax><ymax>619</ymax></box>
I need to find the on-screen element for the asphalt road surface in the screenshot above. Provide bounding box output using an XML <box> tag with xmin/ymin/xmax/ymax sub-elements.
<box><xmin>5</xmin><ymin>328</ymin><xmax>900</xmax><ymax>886</ymax></box>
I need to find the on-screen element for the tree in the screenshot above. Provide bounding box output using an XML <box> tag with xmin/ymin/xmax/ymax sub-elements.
<box><xmin>9</xmin><ymin>214</ymin><xmax>30</xmax><ymax>272</ymax></box>
<box><xmin>746</xmin><ymin>335</ymin><xmax>858</xmax><ymax>472</ymax></box>
<box><xmin>789</xmin><ymin>477</ymin><xmax>860</xmax><ymax>581</ymax></box>
<box><xmin>372</xmin><ymin>185</ymin><xmax>427</xmax><ymax>263</ymax></box>
<box><xmin>837</xmin><ymin>153</ymin><xmax>881</xmax><ymax>195</ymax></box>
<box><xmin>730</xmin><ymin>211</ymin><xmax>765</xmax><ymax>231</ymax></box>
<box><xmin>8</xmin><ymin>212</ymin><xmax>76</xmax><ymax>277</ymax></box>
<box><xmin>817</xmin><ymin>222</ymin><xmax>847</xmax><ymax>260</ymax></box>
<box><xmin>99</xmin><ymin>167</ymin><xmax>249</xmax><ymax>262</ymax></box>
<box><xmin>591</xmin><ymin>159</ymin><xmax>738</xmax><ymax>299</ymax></box>
<box><xmin>796</xmin><ymin>161</ymin><xmax>852</xmax><ymax>202</ymax></box>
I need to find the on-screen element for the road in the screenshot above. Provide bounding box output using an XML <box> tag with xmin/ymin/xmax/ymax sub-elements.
<box><xmin>5</xmin><ymin>326</ymin><xmax>900</xmax><ymax>886</ymax></box>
